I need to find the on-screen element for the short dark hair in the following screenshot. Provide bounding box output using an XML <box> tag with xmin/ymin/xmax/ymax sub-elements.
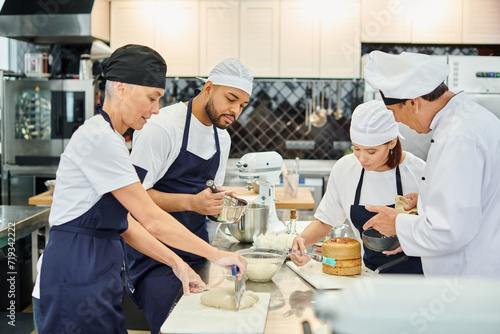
<box><xmin>397</xmin><ymin>81</ymin><xmax>449</xmax><ymax>106</ymax></box>
<box><xmin>421</xmin><ymin>82</ymin><xmax>449</xmax><ymax>102</ymax></box>
<box><xmin>385</xmin><ymin>138</ymin><xmax>402</xmax><ymax>169</ymax></box>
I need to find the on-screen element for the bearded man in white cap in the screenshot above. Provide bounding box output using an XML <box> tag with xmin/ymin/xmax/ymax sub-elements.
<box><xmin>362</xmin><ymin>51</ymin><xmax>500</xmax><ymax>278</ymax></box>
<box><xmin>125</xmin><ymin>58</ymin><xmax>253</xmax><ymax>333</ymax></box>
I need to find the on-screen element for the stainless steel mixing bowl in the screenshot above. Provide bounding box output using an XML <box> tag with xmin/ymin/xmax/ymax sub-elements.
<box><xmin>227</xmin><ymin>204</ymin><xmax>269</xmax><ymax>243</ymax></box>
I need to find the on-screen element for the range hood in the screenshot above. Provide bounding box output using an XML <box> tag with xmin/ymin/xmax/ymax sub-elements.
<box><xmin>0</xmin><ymin>0</ymin><xmax>109</xmax><ymax>44</ymax></box>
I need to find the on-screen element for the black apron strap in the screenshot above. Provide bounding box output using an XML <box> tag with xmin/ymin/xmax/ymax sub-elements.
<box><xmin>354</xmin><ymin>168</ymin><xmax>365</xmax><ymax>206</ymax></box>
<box><xmin>395</xmin><ymin>165</ymin><xmax>403</xmax><ymax>196</ymax></box>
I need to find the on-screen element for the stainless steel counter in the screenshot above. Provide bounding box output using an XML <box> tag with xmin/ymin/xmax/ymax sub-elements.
<box><xmin>168</xmin><ymin>210</ymin><xmax>327</xmax><ymax>334</ymax></box>
<box><xmin>0</xmin><ymin>205</ymin><xmax>50</xmax><ymax>284</ymax></box>
<box><xmin>0</xmin><ymin>205</ymin><xmax>49</xmax><ymax>249</ymax></box>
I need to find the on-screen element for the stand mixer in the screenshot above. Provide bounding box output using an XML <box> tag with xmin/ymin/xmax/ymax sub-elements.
<box><xmin>236</xmin><ymin>151</ymin><xmax>283</xmax><ymax>230</ymax></box>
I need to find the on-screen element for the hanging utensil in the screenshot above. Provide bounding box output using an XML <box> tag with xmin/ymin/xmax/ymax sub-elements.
<box><xmin>333</xmin><ymin>80</ymin><xmax>343</xmax><ymax>120</ymax></box>
<box><xmin>311</xmin><ymin>82</ymin><xmax>327</xmax><ymax>127</ymax></box>
<box><xmin>327</xmin><ymin>81</ymin><xmax>334</xmax><ymax>116</ymax></box>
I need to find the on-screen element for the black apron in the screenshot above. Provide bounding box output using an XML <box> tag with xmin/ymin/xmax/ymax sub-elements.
<box><xmin>39</xmin><ymin>106</ymin><xmax>131</xmax><ymax>333</ymax></box>
<box><xmin>126</xmin><ymin>97</ymin><xmax>220</xmax><ymax>334</ymax></box>
<box><xmin>350</xmin><ymin>166</ymin><xmax>423</xmax><ymax>274</ymax></box>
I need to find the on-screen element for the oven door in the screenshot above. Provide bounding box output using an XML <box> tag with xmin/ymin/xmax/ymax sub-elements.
<box><xmin>3</xmin><ymin>79</ymin><xmax>93</xmax><ymax>166</ymax></box>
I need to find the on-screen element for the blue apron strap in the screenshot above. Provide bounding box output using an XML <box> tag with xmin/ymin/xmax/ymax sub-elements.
<box><xmin>353</xmin><ymin>169</ymin><xmax>364</xmax><ymax>205</ymax></box>
<box><xmin>95</xmin><ymin>104</ymin><xmax>115</xmax><ymax>131</ymax></box>
<box><xmin>181</xmin><ymin>98</ymin><xmax>195</xmax><ymax>151</ymax></box>
<box><xmin>50</xmin><ymin>225</ymin><xmax>121</xmax><ymax>240</ymax></box>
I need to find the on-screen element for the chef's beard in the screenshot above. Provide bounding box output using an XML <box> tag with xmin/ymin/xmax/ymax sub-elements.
<box><xmin>205</xmin><ymin>97</ymin><xmax>235</xmax><ymax>130</ymax></box>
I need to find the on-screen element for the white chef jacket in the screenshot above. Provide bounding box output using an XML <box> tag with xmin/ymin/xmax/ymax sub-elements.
<box><xmin>130</xmin><ymin>102</ymin><xmax>231</xmax><ymax>189</ymax></box>
<box><xmin>396</xmin><ymin>92</ymin><xmax>500</xmax><ymax>278</ymax></box>
<box><xmin>33</xmin><ymin>114</ymin><xmax>140</xmax><ymax>298</ymax></box>
<box><xmin>315</xmin><ymin>152</ymin><xmax>425</xmax><ymax>242</ymax></box>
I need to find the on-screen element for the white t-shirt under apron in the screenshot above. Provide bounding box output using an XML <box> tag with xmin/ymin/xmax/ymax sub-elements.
<box><xmin>130</xmin><ymin>102</ymin><xmax>231</xmax><ymax>189</ymax></box>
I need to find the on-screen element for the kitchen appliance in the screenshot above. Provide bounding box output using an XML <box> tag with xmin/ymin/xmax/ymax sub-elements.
<box><xmin>1</xmin><ymin>72</ymin><xmax>94</xmax><ymax>204</ymax></box>
<box><xmin>24</xmin><ymin>53</ymin><xmax>53</xmax><ymax>78</ymax></box>
<box><xmin>79</xmin><ymin>54</ymin><xmax>93</xmax><ymax>80</ymax></box>
<box><xmin>448</xmin><ymin>55</ymin><xmax>500</xmax><ymax>119</ymax></box>
<box><xmin>0</xmin><ymin>0</ymin><xmax>109</xmax><ymax>44</ymax></box>
<box><xmin>227</xmin><ymin>204</ymin><xmax>269</xmax><ymax>243</ymax></box>
<box><xmin>236</xmin><ymin>151</ymin><xmax>283</xmax><ymax>230</ymax></box>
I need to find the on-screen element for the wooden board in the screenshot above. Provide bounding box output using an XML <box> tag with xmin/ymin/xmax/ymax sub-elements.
<box><xmin>160</xmin><ymin>292</ymin><xmax>271</xmax><ymax>334</ymax></box>
<box><xmin>28</xmin><ymin>191</ymin><xmax>53</xmax><ymax>206</ymax></box>
<box><xmin>225</xmin><ymin>186</ymin><xmax>315</xmax><ymax>210</ymax></box>
<box><xmin>286</xmin><ymin>261</ymin><xmax>373</xmax><ymax>290</ymax></box>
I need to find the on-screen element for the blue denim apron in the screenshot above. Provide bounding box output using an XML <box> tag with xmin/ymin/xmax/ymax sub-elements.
<box><xmin>38</xmin><ymin>107</ymin><xmax>133</xmax><ymax>333</ymax></box>
<box><xmin>350</xmin><ymin>166</ymin><xmax>423</xmax><ymax>274</ymax></box>
<box><xmin>126</xmin><ymin>97</ymin><xmax>220</xmax><ymax>334</ymax></box>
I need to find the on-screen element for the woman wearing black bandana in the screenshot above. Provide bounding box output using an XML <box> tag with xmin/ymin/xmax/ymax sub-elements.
<box><xmin>32</xmin><ymin>44</ymin><xmax>246</xmax><ymax>334</ymax></box>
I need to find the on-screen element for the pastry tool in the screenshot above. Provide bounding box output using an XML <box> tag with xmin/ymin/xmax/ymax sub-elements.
<box><xmin>231</xmin><ymin>264</ymin><xmax>246</xmax><ymax>310</ymax></box>
<box><xmin>288</xmin><ymin>248</ymin><xmax>337</xmax><ymax>267</ymax></box>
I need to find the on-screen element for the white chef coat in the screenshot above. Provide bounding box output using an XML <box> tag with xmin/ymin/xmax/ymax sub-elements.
<box><xmin>315</xmin><ymin>152</ymin><xmax>425</xmax><ymax>242</ymax></box>
<box><xmin>130</xmin><ymin>102</ymin><xmax>231</xmax><ymax>189</ymax></box>
<box><xmin>396</xmin><ymin>92</ymin><xmax>500</xmax><ymax>278</ymax></box>
<box><xmin>33</xmin><ymin>114</ymin><xmax>140</xmax><ymax>298</ymax></box>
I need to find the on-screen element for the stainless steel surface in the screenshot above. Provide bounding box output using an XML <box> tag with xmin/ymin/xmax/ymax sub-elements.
<box><xmin>227</xmin><ymin>204</ymin><xmax>269</xmax><ymax>243</ymax></box>
<box><xmin>183</xmin><ymin>210</ymin><xmax>326</xmax><ymax>334</ymax></box>
<box><xmin>0</xmin><ymin>0</ymin><xmax>109</xmax><ymax>44</ymax></box>
<box><xmin>232</xmin><ymin>265</ymin><xmax>245</xmax><ymax>310</ymax></box>
<box><xmin>0</xmin><ymin>205</ymin><xmax>49</xmax><ymax>248</ymax></box>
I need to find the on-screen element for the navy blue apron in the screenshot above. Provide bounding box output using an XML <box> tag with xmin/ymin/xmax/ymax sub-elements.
<box><xmin>350</xmin><ymin>166</ymin><xmax>423</xmax><ymax>274</ymax></box>
<box><xmin>39</xmin><ymin>106</ymin><xmax>132</xmax><ymax>333</ymax></box>
<box><xmin>126</xmin><ymin>97</ymin><xmax>220</xmax><ymax>334</ymax></box>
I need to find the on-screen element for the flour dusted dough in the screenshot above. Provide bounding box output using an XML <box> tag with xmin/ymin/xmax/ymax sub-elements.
<box><xmin>200</xmin><ymin>288</ymin><xmax>259</xmax><ymax>311</ymax></box>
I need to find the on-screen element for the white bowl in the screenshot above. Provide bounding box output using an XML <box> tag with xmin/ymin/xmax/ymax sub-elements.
<box><xmin>237</xmin><ymin>248</ymin><xmax>286</xmax><ymax>282</ymax></box>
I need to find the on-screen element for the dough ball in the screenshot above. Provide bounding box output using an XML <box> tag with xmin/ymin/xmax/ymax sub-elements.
<box><xmin>200</xmin><ymin>288</ymin><xmax>259</xmax><ymax>311</ymax></box>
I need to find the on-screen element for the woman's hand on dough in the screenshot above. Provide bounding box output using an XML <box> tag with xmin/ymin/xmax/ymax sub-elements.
<box><xmin>209</xmin><ymin>250</ymin><xmax>247</xmax><ymax>280</ymax></box>
<box><xmin>172</xmin><ymin>260</ymin><xmax>206</xmax><ymax>295</ymax></box>
<box><xmin>290</xmin><ymin>236</ymin><xmax>311</xmax><ymax>267</ymax></box>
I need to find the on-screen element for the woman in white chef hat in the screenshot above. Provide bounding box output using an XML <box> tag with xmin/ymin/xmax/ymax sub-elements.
<box><xmin>290</xmin><ymin>100</ymin><xmax>425</xmax><ymax>274</ymax></box>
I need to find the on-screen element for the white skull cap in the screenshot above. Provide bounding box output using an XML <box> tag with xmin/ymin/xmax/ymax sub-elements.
<box><xmin>364</xmin><ymin>51</ymin><xmax>449</xmax><ymax>100</ymax></box>
<box><xmin>350</xmin><ymin>100</ymin><xmax>404</xmax><ymax>147</ymax></box>
<box><xmin>199</xmin><ymin>58</ymin><xmax>254</xmax><ymax>96</ymax></box>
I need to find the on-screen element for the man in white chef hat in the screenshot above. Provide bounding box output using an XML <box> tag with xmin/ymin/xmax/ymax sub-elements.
<box><xmin>125</xmin><ymin>58</ymin><xmax>253</xmax><ymax>333</ymax></box>
<box><xmin>362</xmin><ymin>51</ymin><xmax>500</xmax><ymax>278</ymax></box>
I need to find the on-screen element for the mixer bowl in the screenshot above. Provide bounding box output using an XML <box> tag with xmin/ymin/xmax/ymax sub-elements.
<box><xmin>228</xmin><ymin>204</ymin><xmax>269</xmax><ymax>243</ymax></box>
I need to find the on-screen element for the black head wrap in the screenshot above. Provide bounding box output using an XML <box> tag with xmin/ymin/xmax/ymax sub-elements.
<box><xmin>94</xmin><ymin>44</ymin><xmax>166</xmax><ymax>90</ymax></box>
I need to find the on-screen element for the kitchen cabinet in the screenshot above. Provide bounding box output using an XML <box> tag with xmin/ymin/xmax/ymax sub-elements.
<box><xmin>279</xmin><ymin>0</ymin><xmax>320</xmax><ymax>78</ymax></box>
<box><xmin>199</xmin><ymin>1</ymin><xmax>239</xmax><ymax>76</ymax></box>
<box><xmin>360</xmin><ymin>0</ymin><xmax>412</xmax><ymax>43</ymax></box>
<box><xmin>411</xmin><ymin>0</ymin><xmax>462</xmax><ymax>44</ymax></box>
<box><xmin>111</xmin><ymin>0</ymin><xmax>199</xmax><ymax>77</ymax></box>
<box><xmin>110</xmin><ymin>1</ymin><xmax>156</xmax><ymax>50</ymax></box>
<box><xmin>320</xmin><ymin>0</ymin><xmax>361</xmax><ymax>78</ymax></box>
<box><xmin>462</xmin><ymin>0</ymin><xmax>500</xmax><ymax>44</ymax></box>
<box><xmin>155</xmin><ymin>1</ymin><xmax>200</xmax><ymax>77</ymax></box>
<box><xmin>239</xmin><ymin>0</ymin><xmax>280</xmax><ymax>77</ymax></box>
